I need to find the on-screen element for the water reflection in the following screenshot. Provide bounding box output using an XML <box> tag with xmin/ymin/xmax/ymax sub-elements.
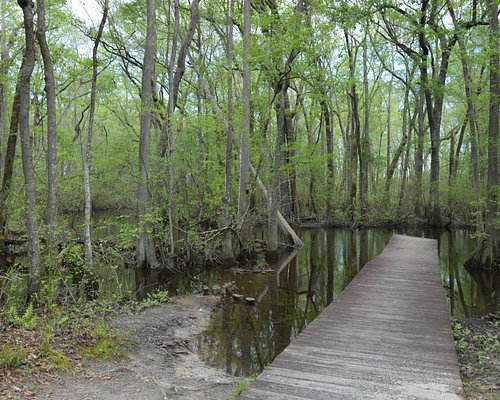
<box><xmin>196</xmin><ymin>229</ymin><xmax>391</xmax><ymax>376</ymax></box>
<box><xmin>195</xmin><ymin>229</ymin><xmax>499</xmax><ymax>377</ymax></box>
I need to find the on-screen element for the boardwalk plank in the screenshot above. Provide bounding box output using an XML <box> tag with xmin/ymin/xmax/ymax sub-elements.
<box><xmin>240</xmin><ymin>234</ymin><xmax>463</xmax><ymax>399</ymax></box>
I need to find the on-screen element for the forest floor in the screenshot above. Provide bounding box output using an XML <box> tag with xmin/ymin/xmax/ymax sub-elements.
<box><xmin>1</xmin><ymin>295</ymin><xmax>242</xmax><ymax>400</ymax></box>
<box><xmin>453</xmin><ymin>312</ymin><xmax>499</xmax><ymax>400</ymax></box>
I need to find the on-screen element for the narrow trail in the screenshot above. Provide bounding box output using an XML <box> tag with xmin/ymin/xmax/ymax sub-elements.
<box><xmin>36</xmin><ymin>295</ymin><xmax>241</xmax><ymax>400</ymax></box>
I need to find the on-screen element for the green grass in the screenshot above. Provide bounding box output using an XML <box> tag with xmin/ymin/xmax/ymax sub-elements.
<box><xmin>0</xmin><ymin>344</ymin><xmax>26</xmax><ymax>368</ymax></box>
<box><xmin>229</xmin><ymin>378</ymin><xmax>254</xmax><ymax>399</ymax></box>
<box><xmin>82</xmin><ymin>322</ymin><xmax>128</xmax><ymax>360</ymax></box>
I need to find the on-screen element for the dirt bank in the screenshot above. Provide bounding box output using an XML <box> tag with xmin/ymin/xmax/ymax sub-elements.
<box><xmin>454</xmin><ymin>312</ymin><xmax>499</xmax><ymax>400</ymax></box>
<box><xmin>34</xmin><ymin>295</ymin><xmax>241</xmax><ymax>400</ymax></box>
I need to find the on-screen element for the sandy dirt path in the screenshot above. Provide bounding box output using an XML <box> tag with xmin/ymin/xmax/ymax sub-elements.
<box><xmin>35</xmin><ymin>295</ymin><xmax>241</xmax><ymax>400</ymax></box>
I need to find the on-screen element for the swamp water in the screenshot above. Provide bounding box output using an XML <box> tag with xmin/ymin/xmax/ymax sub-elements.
<box><xmin>93</xmin><ymin>227</ymin><xmax>499</xmax><ymax>377</ymax></box>
<box><xmin>2</xmin><ymin>227</ymin><xmax>498</xmax><ymax>377</ymax></box>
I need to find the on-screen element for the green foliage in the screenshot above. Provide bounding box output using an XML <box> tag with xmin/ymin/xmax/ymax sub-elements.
<box><xmin>45</xmin><ymin>349</ymin><xmax>73</xmax><ymax>371</ymax></box>
<box><xmin>229</xmin><ymin>378</ymin><xmax>254</xmax><ymax>400</ymax></box>
<box><xmin>0</xmin><ymin>267</ymin><xmax>26</xmax><ymax>311</ymax></box>
<box><xmin>6</xmin><ymin>303</ymin><xmax>38</xmax><ymax>330</ymax></box>
<box><xmin>58</xmin><ymin>242</ymin><xmax>85</xmax><ymax>269</ymax></box>
<box><xmin>138</xmin><ymin>290</ymin><xmax>170</xmax><ymax>310</ymax></box>
<box><xmin>82</xmin><ymin>322</ymin><xmax>128</xmax><ymax>360</ymax></box>
<box><xmin>0</xmin><ymin>344</ymin><xmax>26</xmax><ymax>369</ymax></box>
<box><xmin>39</xmin><ymin>327</ymin><xmax>54</xmax><ymax>358</ymax></box>
<box><xmin>452</xmin><ymin>322</ymin><xmax>470</xmax><ymax>350</ymax></box>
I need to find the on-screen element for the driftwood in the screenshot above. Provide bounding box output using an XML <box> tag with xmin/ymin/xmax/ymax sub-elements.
<box><xmin>249</xmin><ymin>164</ymin><xmax>303</xmax><ymax>248</ymax></box>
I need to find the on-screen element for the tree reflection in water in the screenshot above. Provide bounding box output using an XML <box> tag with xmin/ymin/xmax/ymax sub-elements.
<box><xmin>196</xmin><ymin>229</ymin><xmax>499</xmax><ymax>377</ymax></box>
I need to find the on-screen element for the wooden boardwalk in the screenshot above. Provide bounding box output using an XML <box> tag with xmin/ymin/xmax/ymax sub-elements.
<box><xmin>239</xmin><ymin>234</ymin><xmax>463</xmax><ymax>399</ymax></box>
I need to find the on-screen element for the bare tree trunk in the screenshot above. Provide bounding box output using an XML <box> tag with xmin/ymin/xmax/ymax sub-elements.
<box><xmin>448</xmin><ymin>119</ymin><xmax>467</xmax><ymax>218</ymax></box>
<box><xmin>157</xmin><ymin>0</ymin><xmax>198</xmax><ymax>157</ymax></box>
<box><xmin>289</xmin><ymin>101</ymin><xmax>299</xmax><ymax>220</ymax></box>
<box><xmin>0</xmin><ymin>75</ymin><xmax>20</xmax><ymax>235</ymax></box>
<box><xmin>414</xmin><ymin>86</ymin><xmax>425</xmax><ymax>217</ymax></box>
<box><xmin>221</xmin><ymin>0</ymin><xmax>235</xmax><ymax>261</ymax></box>
<box><xmin>418</xmin><ymin>0</ymin><xmax>455</xmax><ymax>227</ymax></box>
<box><xmin>398</xmin><ymin>103</ymin><xmax>414</xmax><ymax>211</ymax></box>
<box><xmin>448</xmin><ymin>4</ymin><xmax>481</xmax><ymax>202</ymax></box>
<box><xmin>486</xmin><ymin>0</ymin><xmax>499</xmax><ymax>215</ymax></box>
<box><xmin>285</xmin><ymin>92</ymin><xmax>298</xmax><ymax>220</ymax></box>
<box><xmin>158</xmin><ymin>0</ymin><xmax>199</xmax><ymax>257</ymax></box>
<box><xmin>319</xmin><ymin>79</ymin><xmax>335</xmax><ymax>219</ymax></box>
<box><xmin>386</xmin><ymin>81</ymin><xmax>410</xmax><ymax>195</ymax></box>
<box><xmin>385</xmin><ymin>130</ymin><xmax>407</xmax><ymax>193</ymax></box>
<box><xmin>269</xmin><ymin>86</ymin><xmax>287</xmax><ymax>253</ymax></box>
<box><xmin>0</xmin><ymin>0</ymin><xmax>7</xmax><ymax>179</ymax></box>
<box><xmin>137</xmin><ymin>0</ymin><xmax>158</xmax><ymax>269</ymax></box>
<box><xmin>18</xmin><ymin>0</ymin><xmax>41</xmax><ymax>299</ymax></box>
<box><xmin>84</xmin><ymin>0</ymin><xmax>108</xmax><ymax>268</ymax></box>
<box><xmin>238</xmin><ymin>0</ymin><xmax>251</xmax><ymax>232</ymax></box>
<box><xmin>36</xmin><ymin>0</ymin><xmax>58</xmax><ymax>250</ymax></box>
<box><xmin>485</xmin><ymin>0</ymin><xmax>499</xmax><ymax>266</ymax></box>
<box><xmin>386</xmin><ymin>78</ymin><xmax>392</xmax><ymax>181</ymax></box>
<box><xmin>360</xmin><ymin>29</ymin><xmax>370</xmax><ymax>216</ymax></box>
<box><xmin>466</xmin><ymin>0</ymin><xmax>499</xmax><ymax>270</ymax></box>
<box><xmin>345</xmin><ymin>30</ymin><xmax>359</xmax><ymax>219</ymax></box>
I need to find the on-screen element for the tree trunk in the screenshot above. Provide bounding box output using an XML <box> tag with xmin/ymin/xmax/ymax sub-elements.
<box><xmin>285</xmin><ymin>92</ymin><xmax>298</xmax><ymax>220</ymax></box>
<box><xmin>320</xmin><ymin>87</ymin><xmax>335</xmax><ymax>218</ymax></box>
<box><xmin>385</xmin><ymin>130</ymin><xmax>407</xmax><ymax>194</ymax></box>
<box><xmin>418</xmin><ymin>0</ymin><xmax>455</xmax><ymax>227</ymax></box>
<box><xmin>360</xmin><ymin>29</ymin><xmax>370</xmax><ymax>216</ymax></box>
<box><xmin>344</xmin><ymin>30</ymin><xmax>359</xmax><ymax>219</ymax></box>
<box><xmin>0</xmin><ymin>0</ymin><xmax>7</xmax><ymax>180</ymax></box>
<box><xmin>448</xmin><ymin>4</ymin><xmax>481</xmax><ymax>202</ymax></box>
<box><xmin>386</xmin><ymin>80</ymin><xmax>410</xmax><ymax>195</ymax></box>
<box><xmin>0</xmin><ymin>77</ymin><xmax>21</xmax><ymax>235</ymax></box>
<box><xmin>137</xmin><ymin>0</ymin><xmax>159</xmax><ymax>269</ymax></box>
<box><xmin>84</xmin><ymin>0</ymin><xmax>108</xmax><ymax>268</ymax></box>
<box><xmin>485</xmin><ymin>0</ymin><xmax>499</xmax><ymax>267</ymax></box>
<box><xmin>158</xmin><ymin>0</ymin><xmax>199</xmax><ymax>256</ymax></box>
<box><xmin>269</xmin><ymin>86</ymin><xmax>287</xmax><ymax>253</ymax></box>
<box><xmin>465</xmin><ymin>0</ymin><xmax>499</xmax><ymax>270</ymax></box>
<box><xmin>486</xmin><ymin>0</ymin><xmax>499</xmax><ymax>242</ymax></box>
<box><xmin>36</xmin><ymin>0</ymin><xmax>58</xmax><ymax>251</ymax></box>
<box><xmin>238</xmin><ymin>0</ymin><xmax>251</xmax><ymax>232</ymax></box>
<box><xmin>221</xmin><ymin>0</ymin><xmax>235</xmax><ymax>261</ymax></box>
<box><xmin>18</xmin><ymin>0</ymin><xmax>41</xmax><ymax>299</ymax></box>
<box><xmin>386</xmin><ymin>78</ymin><xmax>392</xmax><ymax>181</ymax></box>
<box><xmin>273</xmin><ymin>83</ymin><xmax>292</xmax><ymax>222</ymax></box>
<box><xmin>414</xmin><ymin>86</ymin><xmax>425</xmax><ymax>217</ymax></box>
<box><xmin>399</xmin><ymin>81</ymin><xmax>416</xmax><ymax>211</ymax></box>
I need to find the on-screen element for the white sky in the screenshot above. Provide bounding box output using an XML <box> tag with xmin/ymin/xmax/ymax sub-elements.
<box><xmin>68</xmin><ymin>0</ymin><xmax>102</xmax><ymax>25</ymax></box>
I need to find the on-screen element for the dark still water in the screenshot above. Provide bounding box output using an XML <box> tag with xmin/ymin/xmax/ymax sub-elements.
<box><xmin>189</xmin><ymin>228</ymin><xmax>499</xmax><ymax>377</ymax></box>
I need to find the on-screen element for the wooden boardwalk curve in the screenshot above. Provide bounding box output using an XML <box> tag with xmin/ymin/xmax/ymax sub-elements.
<box><xmin>239</xmin><ymin>234</ymin><xmax>463</xmax><ymax>400</ymax></box>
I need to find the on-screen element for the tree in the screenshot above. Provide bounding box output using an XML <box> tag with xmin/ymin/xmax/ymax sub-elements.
<box><xmin>83</xmin><ymin>0</ymin><xmax>109</xmax><ymax>268</ymax></box>
<box><xmin>485</xmin><ymin>0</ymin><xmax>499</xmax><ymax>266</ymax></box>
<box><xmin>36</xmin><ymin>0</ymin><xmax>58</xmax><ymax>250</ymax></box>
<box><xmin>466</xmin><ymin>0</ymin><xmax>499</xmax><ymax>270</ymax></box>
<box><xmin>238</xmin><ymin>0</ymin><xmax>251</xmax><ymax>236</ymax></box>
<box><xmin>157</xmin><ymin>0</ymin><xmax>200</xmax><ymax>257</ymax></box>
<box><xmin>221</xmin><ymin>0</ymin><xmax>235</xmax><ymax>261</ymax></box>
<box><xmin>137</xmin><ymin>0</ymin><xmax>158</xmax><ymax>269</ymax></box>
<box><xmin>18</xmin><ymin>0</ymin><xmax>41</xmax><ymax>299</ymax></box>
